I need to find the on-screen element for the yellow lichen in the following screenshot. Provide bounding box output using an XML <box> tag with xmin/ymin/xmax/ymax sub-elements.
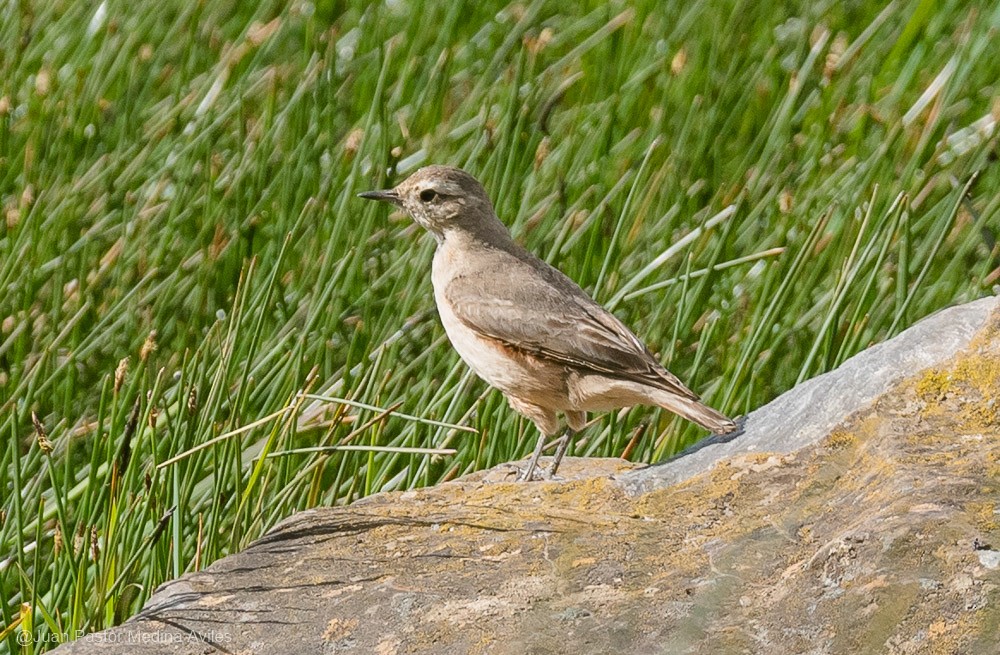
<box><xmin>951</xmin><ymin>355</ymin><xmax>1000</xmax><ymax>394</ymax></box>
<box><xmin>915</xmin><ymin>368</ymin><xmax>950</xmax><ymax>400</ymax></box>
<box><xmin>965</xmin><ymin>501</ymin><xmax>999</xmax><ymax>534</ymax></box>
<box><xmin>926</xmin><ymin>612</ymin><xmax>983</xmax><ymax>655</ymax></box>
<box><xmin>823</xmin><ymin>430</ymin><xmax>858</xmax><ymax>450</ymax></box>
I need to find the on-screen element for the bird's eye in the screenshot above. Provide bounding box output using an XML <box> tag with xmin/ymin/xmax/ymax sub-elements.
<box><xmin>419</xmin><ymin>189</ymin><xmax>438</xmax><ymax>202</ymax></box>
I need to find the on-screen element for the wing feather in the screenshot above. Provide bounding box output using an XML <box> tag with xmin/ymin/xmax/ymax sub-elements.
<box><xmin>442</xmin><ymin>255</ymin><xmax>698</xmax><ymax>401</ymax></box>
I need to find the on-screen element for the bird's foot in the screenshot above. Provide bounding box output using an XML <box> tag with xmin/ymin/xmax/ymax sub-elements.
<box><xmin>546</xmin><ymin>428</ymin><xmax>575</xmax><ymax>477</ymax></box>
<box><xmin>506</xmin><ymin>460</ymin><xmax>566</xmax><ymax>482</ymax></box>
<box><xmin>510</xmin><ymin>429</ymin><xmax>576</xmax><ymax>481</ymax></box>
<box><xmin>514</xmin><ymin>433</ymin><xmax>549</xmax><ymax>482</ymax></box>
<box><xmin>513</xmin><ymin>461</ymin><xmax>562</xmax><ymax>482</ymax></box>
<box><xmin>516</xmin><ymin>464</ymin><xmax>536</xmax><ymax>482</ymax></box>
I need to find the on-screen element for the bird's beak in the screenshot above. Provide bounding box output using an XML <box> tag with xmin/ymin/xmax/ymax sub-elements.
<box><xmin>357</xmin><ymin>189</ymin><xmax>402</xmax><ymax>206</ymax></box>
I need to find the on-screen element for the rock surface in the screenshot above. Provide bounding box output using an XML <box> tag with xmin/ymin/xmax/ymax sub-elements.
<box><xmin>53</xmin><ymin>296</ymin><xmax>1000</xmax><ymax>655</ymax></box>
<box><xmin>620</xmin><ymin>295</ymin><xmax>1000</xmax><ymax>493</ymax></box>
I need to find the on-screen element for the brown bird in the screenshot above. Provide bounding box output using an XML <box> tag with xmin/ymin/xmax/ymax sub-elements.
<box><xmin>360</xmin><ymin>165</ymin><xmax>736</xmax><ymax>480</ymax></box>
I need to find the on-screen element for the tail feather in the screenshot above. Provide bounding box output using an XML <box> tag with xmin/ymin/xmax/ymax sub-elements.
<box><xmin>653</xmin><ymin>392</ymin><xmax>736</xmax><ymax>434</ymax></box>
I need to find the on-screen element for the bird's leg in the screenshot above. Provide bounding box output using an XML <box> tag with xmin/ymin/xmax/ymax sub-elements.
<box><xmin>547</xmin><ymin>427</ymin><xmax>576</xmax><ymax>476</ymax></box>
<box><xmin>518</xmin><ymin>432</ymin><xmax>548</xmax><ymax>482</ymax></box>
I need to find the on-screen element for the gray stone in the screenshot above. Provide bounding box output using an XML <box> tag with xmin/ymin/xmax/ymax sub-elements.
<box><xmin>619</xmin><ymin>294</ymin><xmax>999</xmax><ymax>494</ymax></box>
<box><xmin>978</xmin><ymin>550</ymin><xmax>1000</xmax><ymax>570</ymax></box>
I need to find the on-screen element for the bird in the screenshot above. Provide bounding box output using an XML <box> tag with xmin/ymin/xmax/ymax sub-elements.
<box><xmin>359</xmin><ymin>165</ymin><xmax>737</xmax><ymax>481</ymax></box>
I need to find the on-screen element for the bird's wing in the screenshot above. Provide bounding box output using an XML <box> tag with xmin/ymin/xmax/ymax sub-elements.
<box><xmin>442</xmin><ymin>258</ymin><xmax>699</xmax><ymax>400</ymax></box>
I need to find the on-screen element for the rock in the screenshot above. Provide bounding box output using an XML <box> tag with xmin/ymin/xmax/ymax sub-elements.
<box><xmin>619</xmin><ymin>294</ymin><xmax>1000</xmax><ymax>494</ymax></box>
<box><xmin>51</xmin><ymin>296</ymin><xmax>1000</xmax><ymax>654</ymax></box>
<box><xmin>978</xmin><ymin>550</ymin><xmax>1000</xmax><ymax>570</ymax></box>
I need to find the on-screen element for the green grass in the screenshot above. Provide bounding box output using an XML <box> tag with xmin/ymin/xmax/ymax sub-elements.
<box><xmin>1</xmin><ymin>0</ymin><xmax>998</xmax><ymax>649</ymax></box>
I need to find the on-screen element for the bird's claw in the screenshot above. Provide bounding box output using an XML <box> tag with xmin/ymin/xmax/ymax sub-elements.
<box><xmin>510</xmin><ymin>461</ymin><xmax>563</xmax><ymax>482</ymax></box>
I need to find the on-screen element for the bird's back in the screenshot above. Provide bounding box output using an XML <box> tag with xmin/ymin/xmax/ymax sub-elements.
<box><xmin>434</xmin><ymin>229</ymin><xmax>700</xmax><ymax>402</ymax></box>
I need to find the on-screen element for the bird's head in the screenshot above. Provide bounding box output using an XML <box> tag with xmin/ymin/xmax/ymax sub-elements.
<box><xmin>359</xmin><ymin>165</ymin><xmax>501</xmax><ymax>240</ymax></box>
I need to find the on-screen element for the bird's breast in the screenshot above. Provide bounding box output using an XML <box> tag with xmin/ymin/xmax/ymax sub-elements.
<box><xmin>431</xmin><ymin>253</ymin><xmax>518</xmax><ymax>389</ymax></box>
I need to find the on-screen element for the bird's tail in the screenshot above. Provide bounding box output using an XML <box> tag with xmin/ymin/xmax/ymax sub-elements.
<box><xmin>653</xmin><ymin>391</ymin><xmax>737</xmax><ymax>434</ymax></box>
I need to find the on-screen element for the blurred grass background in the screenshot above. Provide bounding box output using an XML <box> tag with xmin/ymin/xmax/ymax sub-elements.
<box><xmin>1</xmin><ymin>0</ymin><xmax>998</xmax><ymax>648</ymax></box>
